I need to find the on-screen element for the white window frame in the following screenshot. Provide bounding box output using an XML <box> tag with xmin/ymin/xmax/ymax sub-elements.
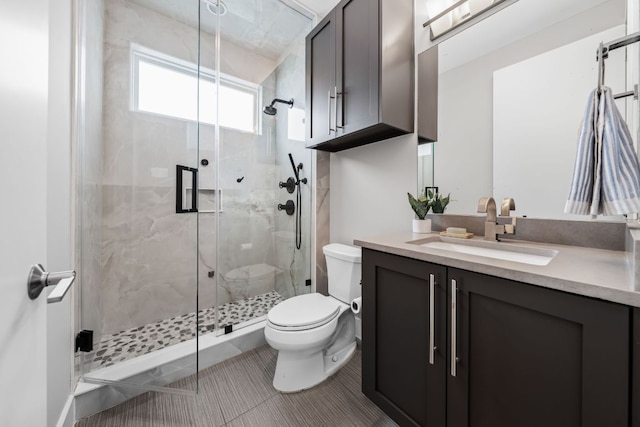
<box><xmin>130</xmin><ymin>43</ymin><xmax>261</xmax><ymax>134</ymax></box>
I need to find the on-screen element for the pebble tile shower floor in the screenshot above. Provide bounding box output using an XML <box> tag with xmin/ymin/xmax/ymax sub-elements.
<box><xmin>88</xmin><ymin>291</ymin><xmax>284</xmax><ymax>369</ymax></box>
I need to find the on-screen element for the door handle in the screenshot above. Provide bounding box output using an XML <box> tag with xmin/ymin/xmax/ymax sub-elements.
<box><xmin>429</xmin><ymin>273</ymin><xmax>436</xmax><ymax>365</ymax></box>
<box><xmin>27</xmin><ymin>264</ymin><xmax>76</xmax><ymax>303</ymax></box>
<box><xmin>176</xmin><ymin>165</ymin><xmax>198</xmax><ymax>213</ymax></box>
<box><xmin>451</xmin><ymin>279</ymin><xmax>459</xmax><ymax>377</ymax></box>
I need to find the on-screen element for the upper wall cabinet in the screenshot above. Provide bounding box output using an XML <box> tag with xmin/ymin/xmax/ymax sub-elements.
<box><xmin>305</xmin><ymin>0</ymin><xmax>414</xmax><ymax>152</ymax></box>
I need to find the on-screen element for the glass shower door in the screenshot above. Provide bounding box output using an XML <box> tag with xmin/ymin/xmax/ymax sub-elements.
<box><xmin>214</xmin><ymin>0</ymin><xmax>314</xmax><ymax>334</ymax></box>
<box><xmin>75</xmin><ymin>0</ymin><xmax>206</xmax><ymax>394</ymax></box>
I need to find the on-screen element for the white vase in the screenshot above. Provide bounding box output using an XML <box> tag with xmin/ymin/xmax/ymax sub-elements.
<box><xmin>412</xmin><ymin>218</ymin><xmax>432</xmax><ymax>234</ymax></box>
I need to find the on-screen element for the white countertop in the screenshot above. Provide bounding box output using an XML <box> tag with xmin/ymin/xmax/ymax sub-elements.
<box><xmin>354</xmin><ymin>232</ymin><xmax>639</xmax><ymax>308</ymax></box>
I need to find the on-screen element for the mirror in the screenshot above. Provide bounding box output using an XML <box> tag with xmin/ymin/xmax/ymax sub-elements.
<box><xmin>418</xmin><ymin>0</ymin><xmax>635</xmax><ymax>220</ymax></box>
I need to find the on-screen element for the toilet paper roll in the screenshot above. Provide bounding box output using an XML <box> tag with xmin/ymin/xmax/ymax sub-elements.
<box><xmin>351</xmin><ymin>297</ymin><xmax>362</xmax><ymax>314</ymax></box>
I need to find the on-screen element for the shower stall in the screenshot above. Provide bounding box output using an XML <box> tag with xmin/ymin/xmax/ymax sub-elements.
<box><xmin>74</xmin><ymin>0</ymin><xmax>315</xmax><ymax>396</ymax></box>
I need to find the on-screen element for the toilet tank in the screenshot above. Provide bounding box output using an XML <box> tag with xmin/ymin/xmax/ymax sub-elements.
<box><xmin>323</xmin><ymin>243</ymin><xmax>361</xmax><ymax>304</ymax></box>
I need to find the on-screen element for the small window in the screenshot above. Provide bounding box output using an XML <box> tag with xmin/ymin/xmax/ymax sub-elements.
<box><xmin>131</xmin><ymin>44</ymin><xmax>260</xmax><ymax>133</ymax></box>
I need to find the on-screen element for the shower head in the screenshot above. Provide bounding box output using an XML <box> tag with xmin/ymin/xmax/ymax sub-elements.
<box><xmin>263</xmin><ymin>98</ymin><xmax>294</xmax><ymax>116</ymax></box>
<box><xmin>263</xmin><ymin>105</ymin><xmax>278</xmax><ymax>115</ymax></box>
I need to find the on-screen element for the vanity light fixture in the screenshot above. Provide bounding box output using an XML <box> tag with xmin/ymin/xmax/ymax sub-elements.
<box><xmin>424</xmin><ymin>0</ymin><xmax>516</xmax><ymax>40</ymax></box>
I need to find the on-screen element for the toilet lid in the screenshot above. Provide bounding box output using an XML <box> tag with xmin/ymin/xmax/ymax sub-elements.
<box><xmin>267</xmin><ymin>293</ymin><xmax>341</xmax><ymax>331</ymax></box>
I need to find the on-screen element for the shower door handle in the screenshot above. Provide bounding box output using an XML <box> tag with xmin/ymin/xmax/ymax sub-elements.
<box><xmin>176</xmin><ymin>165</ymin><xmax>198</xmax><ymax>213</ymax></box>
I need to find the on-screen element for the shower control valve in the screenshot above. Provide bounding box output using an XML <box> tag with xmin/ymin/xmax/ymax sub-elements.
<box><xmin>278</xmin><ymin>200</ymin><xmax>295</xmax><ymax>216</ymax></box>
<box><xmin>279</xmin><ymin>177</ymin><xmax>296</xmax><ymax>194</ymax></box>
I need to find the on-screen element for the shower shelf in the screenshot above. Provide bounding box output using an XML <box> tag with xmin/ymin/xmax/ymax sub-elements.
<box><xmin>186</xmin><ymin>187</ymin><xmax>223</xmax><ymax>213</ymax></box>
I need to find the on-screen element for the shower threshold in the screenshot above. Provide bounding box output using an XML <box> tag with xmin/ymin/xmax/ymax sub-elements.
<box><xmin>74</xmin><ymin>319</ymin><xmax>270</xmax><ymax>419</ymax></box>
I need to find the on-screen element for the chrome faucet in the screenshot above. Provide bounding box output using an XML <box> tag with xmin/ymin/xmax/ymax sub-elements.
<box><xmin>477</xmin><ymin>197</ymin><xmax>517</xmax><ymax>241</ymax></box>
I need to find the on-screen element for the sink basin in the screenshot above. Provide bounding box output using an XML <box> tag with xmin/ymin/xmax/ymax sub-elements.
<box><xmin>411</xmin><ymin>236</ymin><xmax>558</xmax><ymax>266</ymax></box>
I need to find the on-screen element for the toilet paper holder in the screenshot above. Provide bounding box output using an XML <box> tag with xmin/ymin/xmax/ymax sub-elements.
<box><xmin>351</xmin><ymin>297</ymin><xmax>362</xmax><ymax>314</ymax></box>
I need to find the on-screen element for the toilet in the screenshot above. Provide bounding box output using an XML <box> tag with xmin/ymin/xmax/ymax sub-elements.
<box><xmin>264</xmin><ymin>243</ymin><xmax>361</xmax><ymax>392</ymax></box>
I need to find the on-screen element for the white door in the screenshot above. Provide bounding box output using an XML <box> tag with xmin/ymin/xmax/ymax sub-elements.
<box><xmin>0</xmin><ymin>0</ymin><xmax>51</xmax><ymax>425</ymax></box>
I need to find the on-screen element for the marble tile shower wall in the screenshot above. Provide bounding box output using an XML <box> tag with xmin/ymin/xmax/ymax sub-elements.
<box><xmin>272</xmin><ymin>34</ymin><xmax>314</xmax><ymax>299</ymax></box>
<box><xmin>98</xmin><ymin>0</ymin><xmax>295</xmax><ymax>335</ymax></box>
<box><xmin>315</xmin><ymin>151</ymin><xmax>330</xmax><ymax>295</ymax></box>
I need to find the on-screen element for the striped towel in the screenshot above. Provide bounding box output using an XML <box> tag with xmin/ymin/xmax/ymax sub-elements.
<box><xmin>565</xmin><ymin>87</ymin><xmax>640</xmax><ymax>216</ymax></box>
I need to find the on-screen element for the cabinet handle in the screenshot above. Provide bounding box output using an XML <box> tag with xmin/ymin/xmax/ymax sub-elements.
<box><xmin>451</xmin><ymin>279</ymin><xmax>458</xmax><ymax>377</ymax></box>
<box><xmin>328</xmin><ymin>90</ymin><xmax>337</xmax><ymax>134</ymax></box>
<box><xmin>429</xmin><ymin>273</ymin><xmax>436</xmax><ymax>365</ymax></box>
<box><xmin>334</xmin><ymin>86</ymin><xmax>342</xmax><ymax>130</ymax></box>
<box><xmin>327</xmin><ymin>90</ymin><xmax>332</xmax><ymax>134</ymax></box>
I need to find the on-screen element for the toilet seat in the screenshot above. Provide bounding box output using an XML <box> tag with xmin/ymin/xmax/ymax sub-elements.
<box><xmin>267</xmin><ymin>293</ymin><xmax>341</xmax><ymax>331</ymax></box>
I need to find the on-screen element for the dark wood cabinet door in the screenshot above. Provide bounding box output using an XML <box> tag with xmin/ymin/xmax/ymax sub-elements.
<box><xmin>305</xmin><ymin>11</ymin><xmax>336</xmax><ymax>148</ymax></box>
<box><xmin>335</xmin><ymin>0</ymin><xmax>379</xmax><ymax>137</ymax></box>
<box><xmin>362</xmin><ymin>249</ymin><xmax>446</xmax><ymax>427</ymax></box>
<box><xmin>447</xmin><ymin>268</ymin><xmax>629</xmax><ymax>427</ymax></box>
<box><xmin>633</xmin><ymin>308</ymin><xmax>640</xmax><ymax>427</ymax></box>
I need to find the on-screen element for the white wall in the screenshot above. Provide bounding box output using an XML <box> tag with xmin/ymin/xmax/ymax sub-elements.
<box><xmin>47</xmin><ymin>1</ymin><xmax>74</xmax><ymax>426</ymax></box>
<box><xmin>330</xmin><ymin>134</ymin><xmax>417</xmax><ymax>245</ymax></box>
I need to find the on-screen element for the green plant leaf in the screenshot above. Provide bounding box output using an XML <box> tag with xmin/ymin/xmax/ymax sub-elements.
<box><xmin>407</xmin><ymin>192</ymin><xmax>430</xmax><ymax>219</ymax></box>
<box><xmin>428</xmin><ymin>192</ymin><xmax>451</xmax><ymax>213</ymax></box>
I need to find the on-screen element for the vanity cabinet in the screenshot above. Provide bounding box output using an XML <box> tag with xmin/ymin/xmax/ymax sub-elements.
<box><xmin>305</xmin><ymin>0</ymin><xmax>414</xmax><ymax>152</ymax></box>
<box><xmin>362</xmin><ymin>250</ymin><xmax>447</xmax><ymax>426</ymax></box>
<box><xmin>362</xmin><ymin>249</ymin><xmax>630</xmax><ymax>427</ymax></box>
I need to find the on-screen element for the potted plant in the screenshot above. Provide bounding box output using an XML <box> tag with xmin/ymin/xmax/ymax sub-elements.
<box><xmin>427</xmin><ymin>190</ymin><xmax>451</xmax><ymax>214</ymax></box>
<box><xmin>408</xmin><ymin>192</ymin><xmax>432</xmax><ymax>233</ymax></box>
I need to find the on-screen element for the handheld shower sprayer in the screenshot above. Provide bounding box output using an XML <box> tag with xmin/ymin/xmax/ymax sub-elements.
<box><xmin>288</xmin><ymin>153</ymin><xmax>307</xmax><ymax>185</ymax></box>
<box><xmin>281</xmin><ymin>153</ymin><xmax>306</xmax><ymax>250</ymax></box>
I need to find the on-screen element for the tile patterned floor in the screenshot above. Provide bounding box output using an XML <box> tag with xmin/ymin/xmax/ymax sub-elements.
<box><xmin>75</xmin><ymin>345</ymin><xmax>398</xmax><ymax>427</ymax></box>
<box><xmin>88</xmin><ymin>292</ymin><xmax>284</xmax><ymax>369</ymax></box>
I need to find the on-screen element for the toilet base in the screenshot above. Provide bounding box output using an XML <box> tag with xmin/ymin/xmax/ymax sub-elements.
<box><xmin>272</xmin><ymin>341</ymin><xmax>357</xmax><ymax>393</ymax></box>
